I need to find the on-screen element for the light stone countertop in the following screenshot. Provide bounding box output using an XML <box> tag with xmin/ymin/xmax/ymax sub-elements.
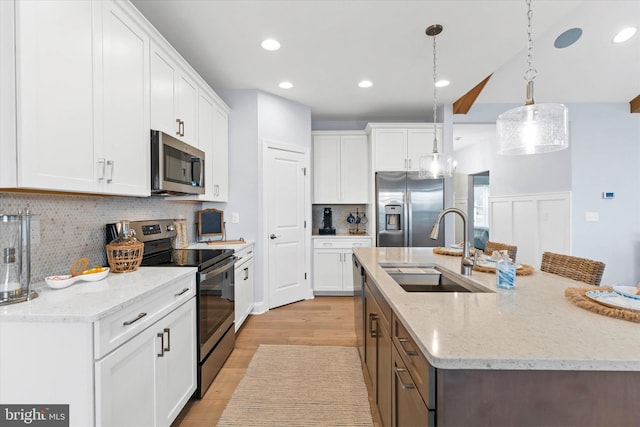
<box><xmin>0</xmin><ymin>267</ymin><xmax>196</xmax><ymax>323</ymax></box>
<box><xmin>354</xmin><ymin>247</ymin><xmax>640</xmax><ymax>372</ymax></box>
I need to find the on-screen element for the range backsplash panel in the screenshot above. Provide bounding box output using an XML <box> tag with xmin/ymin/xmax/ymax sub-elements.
<box><xmin>0</xmin><ymin>192</ymin><xmax>200</xmax><ymax>284</ymax></box>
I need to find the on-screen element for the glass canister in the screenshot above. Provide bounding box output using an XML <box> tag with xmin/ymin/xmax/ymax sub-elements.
<box><xmin>0</xmin><ymin>210</ymin><xmax>37</xmax><ymax>305</ymax></box>
<box><xmin>496</xmin><ymin>254</ymin><xmax>516</xmax><ymax>289</ymax></box>
<box><xmin>106</xmin><ymin>220</ymin><xmax>144</xmax><ymax>273</ymax></box>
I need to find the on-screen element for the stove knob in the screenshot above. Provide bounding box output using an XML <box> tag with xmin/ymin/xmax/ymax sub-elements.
<box><xmin>166</xmin><ymin>224</ymin><xmax>175</xmax><ymax>231</ymax></box>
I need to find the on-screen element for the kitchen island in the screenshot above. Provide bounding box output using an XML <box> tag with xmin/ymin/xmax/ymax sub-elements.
<box><xmin>354</xmin><ymin>247</ymin><xmax>640</xmax><ymax>426</ymax></box>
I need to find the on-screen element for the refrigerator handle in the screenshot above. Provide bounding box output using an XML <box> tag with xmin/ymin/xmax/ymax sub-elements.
<box><xmin>405</xmin><ymin>192</ymin><xmax>411</xmax><ymax>247</ymax></box>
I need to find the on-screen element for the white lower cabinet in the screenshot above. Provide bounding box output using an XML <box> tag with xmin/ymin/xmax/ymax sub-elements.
<box><xmin>313</xmin><ymin>238</ymin><xmax>372</xmax><ymax>295</ymax></box>
<box><xmin>0</xmin><ymin>275</ymin><xmax>196</xmax><ymax>427</ymax></box>
<box><xmin>95</xmin><ymin>298</ymin><xmax>197</xmax><ymax>427</ymax></box>
<box><xmin>234</xmin><ymin>244</ymin><xmax>255</xmax><ymax>331</ymax></box>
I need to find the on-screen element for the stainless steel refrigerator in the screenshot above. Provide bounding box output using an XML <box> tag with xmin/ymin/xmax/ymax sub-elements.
<box><xmin>376</xmin><ymin>172</ymin><xmax>444</xmax><ymax>247</ymax></box>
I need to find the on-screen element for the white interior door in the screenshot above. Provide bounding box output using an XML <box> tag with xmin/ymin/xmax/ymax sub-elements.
<box><xmin>264</xmin><ymin>144</ymin><xmax>310</xmax><ymax>309</ymax></box>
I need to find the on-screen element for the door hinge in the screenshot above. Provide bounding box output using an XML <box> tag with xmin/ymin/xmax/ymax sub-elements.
<box><xmin>302</xmin><ymin>167</ymin><xmax>307</xmax><ymax>176</ymax></box>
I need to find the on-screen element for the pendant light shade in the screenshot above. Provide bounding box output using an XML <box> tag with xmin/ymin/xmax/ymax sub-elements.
<box><xmin>497</xmin><ymin>103</ymin><xmax>568</xmax><ymax>155</ymax></box>
<box><xmin>496</xmin><ymin>0</ymin><xmax>569</xmax><ymax>155</ymax></box>
<box><xmin>419</xmin><ymin>24</ymin><xmax>453</xmax><ymax>179</ymax></box>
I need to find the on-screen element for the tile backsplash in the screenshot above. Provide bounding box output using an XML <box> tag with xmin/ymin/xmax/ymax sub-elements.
<box><xmin>0</xmin><ymin>192</ymin><xmax>201</xmax><ymax>283</ymax></box>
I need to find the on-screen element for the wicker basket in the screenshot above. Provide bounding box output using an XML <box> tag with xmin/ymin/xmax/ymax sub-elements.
<box><xmin>106</xmin><ymin>242</ymin><xmax>144</xmax><ymax>273</ymax></box>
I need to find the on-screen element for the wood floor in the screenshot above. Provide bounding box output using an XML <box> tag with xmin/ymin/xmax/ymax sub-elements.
<box><xmin>172</xmin><ymin>296</ymin><xmax>380</xmax><ymax>426</ymax></box>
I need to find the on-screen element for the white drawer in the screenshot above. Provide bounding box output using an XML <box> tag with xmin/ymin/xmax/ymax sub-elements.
<box><xmin>314</xmin><ymin>238</ymin><xmax>372</xmax><ymax>249</ymax></box>
<box><xmin>93</xmin><ymin>274</ymin><xmax>195</xmax><ymax>359</ymax></box>
<box><xmin>235</xmin><ymin>244</ymin><xmax>255</xmax><ymax>267</ymax></box>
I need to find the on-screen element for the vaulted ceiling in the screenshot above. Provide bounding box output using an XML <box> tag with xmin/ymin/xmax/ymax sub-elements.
<box><xmin>132</xmin><ymin>0</ymin><xmax>640</xmax><ymax>123</ymax></box>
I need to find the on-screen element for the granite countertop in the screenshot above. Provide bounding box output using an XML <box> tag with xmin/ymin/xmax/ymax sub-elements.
<box><xmin>354</xmin><ymin>247</ymin><xmax>640</xmax><ymax>372</ymax></box>
<box><xmin>312</xmin><ymin>235</ymin><xmax>373</xmax><ymax>239</ymax></box>
<box><xmin>0</xmin><ymin>267</ymin><xmax>196</xmax><ymax>323</ymax></box>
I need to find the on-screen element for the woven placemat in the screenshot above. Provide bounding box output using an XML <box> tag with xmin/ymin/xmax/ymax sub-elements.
<box><xmin>565</xmin><ymin>286</ymin><xmax>640</xmax><ymax>323</ymax></box>
<box><xmin>472</xmin><ymin>263</ymin><xmax>534</xmax><ymax>276</ymax></box>
<box><xmin>433</xmin><ymin>247</ymin><xmax>463</xmax><ymax>256</ymax></box>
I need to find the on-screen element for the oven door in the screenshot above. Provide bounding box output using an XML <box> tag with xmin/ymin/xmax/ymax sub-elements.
<box><xmin>198</xmin><ymin>256</ymin><xmax>236</xmax><ymax>361</ymax></box>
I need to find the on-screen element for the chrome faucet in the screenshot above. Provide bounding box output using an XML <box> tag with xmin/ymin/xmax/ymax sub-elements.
<box><xmin>430</xmin><ymin>207</ymin><xmax>474</xmax><ymax>276</ymax></box>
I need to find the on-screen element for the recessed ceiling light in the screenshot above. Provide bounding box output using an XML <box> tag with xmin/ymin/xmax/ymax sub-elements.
<box><xmin>261</xmin><ymin>39</ymin><xmax>281</xmax><ymax>51</ymax></box>
<box><xmin>435</xmin><ymin>79</ymin><xmax>450</xmax><ymax>88</ymax></box>
<box><xmin>613</xmin><ymin>27</ymin><xmax>637</xmax><ymax>43</ymax></box>
<box><xmin>554</xmin><ymin>27</ymin><xmax>582</xmax><ymax>48</ymax></box>
<box><xmin>358</xmin><ymin>80</ymin><xmax>373</xmax><ymax>88</ymax></box>
<box><xmin>278</xmin><ymin>81</ymin><xmax>293</xmax><ymax>89</ymax></box>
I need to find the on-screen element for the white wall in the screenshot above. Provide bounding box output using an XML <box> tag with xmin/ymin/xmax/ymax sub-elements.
<box><xmin>569</xmin><ymin>103</ymin><xmax>640</xmax><ymax>285</ymax></box>
<box><xmin>213</xmin><ymin>89</ymin><xmax>311</xmax><ymax>309</ymax></box>
<box><xmin>458</xmin><ymin>102</ymin><xmax>640</xmax><ymax>285</ymax></box>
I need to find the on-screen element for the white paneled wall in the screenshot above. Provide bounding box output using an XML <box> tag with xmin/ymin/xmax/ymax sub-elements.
<box><xmin>490</xmin><ymin>192</ymin><xmax>571</xmax><ymax>267</ymax></box>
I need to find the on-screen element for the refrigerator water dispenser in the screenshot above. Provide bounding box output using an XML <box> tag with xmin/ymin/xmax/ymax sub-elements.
<box><xmin>385</xmin><ymin>205</ymin><xmax>402</xmax><ymax>231</ymax></box>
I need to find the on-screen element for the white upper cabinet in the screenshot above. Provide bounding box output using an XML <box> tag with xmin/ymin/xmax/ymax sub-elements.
<box><xmin>313</xmin><ymin>131</ymin><xmax>368</xmax><ymax>203</ymax></box>
<box><xmin>100</xmin><ymin>0</ymin><xmax>150</xmax><ymax>196</ymax></box>
<box><xmin>211</xmin><ymin>104</ymin><xmax>229</xmax><ymax>201</ymax></box>
<box><xmin>368</xmin><ymin>124</ymin><xmax>442</xmax><ymax>172</ymax></box>
<box><xmin>150</xmin><ymin>42</ymin><xmax>198</xmax><ymax>147</ymax></box>
<box><xmin>169</xmin><ymin>87</ymin><xmax>229</xmax><ymax>202</ymax></box>
<box><xmin>5</xmin><ymin>0</ymin><xmax>150</xmax><ymax>196</ymax></box>
<box><xmin>15</xmin><ymin>0</ymin><xmax>97</xmax><ymax>192</ymax></box>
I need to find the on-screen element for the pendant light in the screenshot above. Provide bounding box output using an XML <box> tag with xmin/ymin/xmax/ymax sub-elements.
<box><xmin>496</xmin><ymin>0</ymin><xmax>569</xmax><ymax>155</ymax></box>
<box><xmin>419</xmin><ymin>24</ymin><xmax>453</xmax><ymax>179</ymax></box>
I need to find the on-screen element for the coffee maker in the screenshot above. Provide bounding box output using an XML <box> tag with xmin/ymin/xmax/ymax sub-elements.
<box><xmin>319</xmin><ymin>207</ymin><xmax>336</xmax><ymax>235</ymax></box>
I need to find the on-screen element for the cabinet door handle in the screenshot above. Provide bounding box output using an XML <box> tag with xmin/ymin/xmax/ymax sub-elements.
<box><xmin>395</xmin><ymin>366</ymin><xmax>416</xmax><ymax>390</ymax></box>
<box><xmin>368</xmin><ymin>313</ymin><xmax>378</xmax><ymax>338</ymax></box>
<box><xmin>180</xmin><ymin>120</ymin><xmax>185</xmax><ymax>137</ymax></box>
<box><xmin>404</xmin><ymin>158</ymin><xmax>407</xmax><ymax>169</ymax></box>
<box><xmin>98</xmin><ymin>158</ymin><xmax>106</xmax><ymax>181</ymax></box>
<box><xmin>397</xmin><ymin>337</ymin><xmax>418</xmax><ymax>356</ymax></box>
<box><xmin>157</xmin><ymin>332</ymin><xmax>165</xmax><ymax>357</ymax></box>
<box><xmin>244</xmin><ymin>267</ymin><xmax>249</xmax><ymax>280</ymax></box>
<box><xmin>164</xmin><ymin>328</ymin><xmax>171</xmax><ymax>352</ymax></box>
<box><xmin>123</xmin><ymin>312</ymin><xmax>147</xmax><ymax>326</ymax></box>
<box><xmin>174</xmin><ymin>287</ymin><xmax>190</xmax><ymax>297</ymax></box>
<box><xmin>106</xmin><ymin>160</ymin><xmax>114</xmax><ymax>183</ymax></box>
<box><xmin>408</xmin><ymin>159</ymin><xmax>412</xmax><ymax>169</ymax></box>
<box><xmin>176</xmin><ymin>118</ymin><xmax>181</xmax><ymax>136</ymax></box>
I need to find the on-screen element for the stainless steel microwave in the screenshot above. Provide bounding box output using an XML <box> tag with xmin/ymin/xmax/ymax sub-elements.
<box><xmin>151</xmin><ymin>130</ymin><xmax>205</xmax><ymax>196</ymax></box>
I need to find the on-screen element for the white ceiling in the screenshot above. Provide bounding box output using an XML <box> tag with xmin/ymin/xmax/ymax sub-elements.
<box><xmin>131</xmin><ymin>0</ymin><xmax>640</xmax><ymax>127</ymax></box>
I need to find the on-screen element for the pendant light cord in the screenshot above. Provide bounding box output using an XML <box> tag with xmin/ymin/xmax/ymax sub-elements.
<box><xmin>524</xmin><ymin>0</ymin><xmax>537</xmax><ymax>104</ymax></box>
<box><xmin>432</xmin><ymin>30</ymin><xmax>438</xmax><ymax>154</ymax></box>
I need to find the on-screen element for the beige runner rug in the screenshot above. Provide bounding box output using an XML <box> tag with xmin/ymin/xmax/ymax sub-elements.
<box><xmin>217</xmin><ymin>344</ymin><xmax>374</xmax><ymax>426</ymax></box>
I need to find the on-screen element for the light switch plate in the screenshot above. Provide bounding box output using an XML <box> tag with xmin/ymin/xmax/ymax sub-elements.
<box><xmin>231</xmin><ymin>212</ymin><xmax>240</xmax><ymax>224</ymax></box>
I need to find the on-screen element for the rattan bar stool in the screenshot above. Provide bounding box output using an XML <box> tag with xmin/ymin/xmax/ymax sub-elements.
<box><xmin>484</xmin><ymin>241</ymin><xmax>518</xmax><ymax>262</ymax></box>
<box><xmin>540</xmin><ymin>252</ymin><xmax>605</xmax><ymax>286</ymax></box>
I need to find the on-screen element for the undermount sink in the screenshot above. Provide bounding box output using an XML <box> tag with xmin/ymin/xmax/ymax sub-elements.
<box><xmin>382</xmin><ymin>265</ymin><xmax>492</xmax><ymax>293</ymax></box>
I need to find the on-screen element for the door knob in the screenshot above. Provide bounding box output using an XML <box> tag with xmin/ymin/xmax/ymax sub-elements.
<box><xmin>270</xmin><ymin>234</ymin><xmax>280</xmax><ymax>239</ymax></box>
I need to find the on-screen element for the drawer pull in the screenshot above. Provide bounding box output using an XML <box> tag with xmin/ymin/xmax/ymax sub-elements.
<box><xmin>157</xmin><ymin>332</ymin><xmax>165</xmax><ymax>357</ymax></box>
<box><xmin>398</xmin><ymin>337</ymin><xmax>418</xmax><ymax>356</ymax></box>
<box><xmin>164</xmin><ymin>328</ymin><xmax>171</xmax><ymax>352</ymax></box>
<box><xmin>174</xmin><ymin>287</ymin><xmax>190</xmax><ymax>297</ymax></box>
<box><xmin>123</xmin><ymin>312</ymin><xmax>147</xmax><ymax>326</ymax></box>
<box><xmin>368</xmin><ymin>313</ymin><xmax>378</xmax><ymax>338</ymax></box>
<box><xmin>395</xmin><ymin>366</ymin><xmax>416</xmax><ymax>390</ymax></box>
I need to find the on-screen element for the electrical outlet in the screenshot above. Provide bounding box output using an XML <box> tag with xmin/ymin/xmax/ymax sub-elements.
<box><xmin>232</xmin><ymin>212</ymin><xmax>240</xmax><ymax>224</ymax></box>
<box><xmin>585</xmin><ymin>212</ymin><xmax>599</xmax><ymax>222</ymax></box>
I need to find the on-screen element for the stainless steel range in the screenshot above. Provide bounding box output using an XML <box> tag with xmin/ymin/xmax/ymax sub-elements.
<box><xmin>106</xmin><ymin>219</ymin><xmax>236</xmax><ymax>399</ymax></box>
